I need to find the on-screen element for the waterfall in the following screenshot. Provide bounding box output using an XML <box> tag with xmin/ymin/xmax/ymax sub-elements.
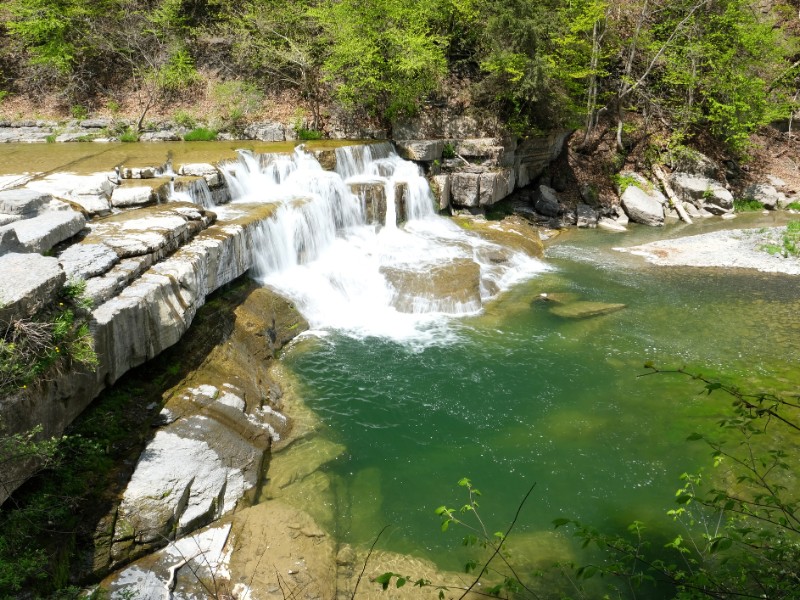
<box><xmin>171</xmin><ymin>177</ymin><xmax>215</xmax><ymax>209</ymax></box>
<box><xmin>220</xmin><ymin>143</ymin><xmax>547</xmax><ymax>341</ymax></box>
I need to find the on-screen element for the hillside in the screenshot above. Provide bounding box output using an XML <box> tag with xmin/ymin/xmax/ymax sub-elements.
<box><xmin>0</xmin><ymin>0</ymin><xmax>797</xmax><ymax>155</ymax></box>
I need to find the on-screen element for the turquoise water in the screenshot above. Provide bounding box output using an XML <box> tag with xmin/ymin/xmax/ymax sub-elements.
<box><xmin>280</xmin><ymin>217</ymin><xmax>800</xmax><ymax>586</ymax></box>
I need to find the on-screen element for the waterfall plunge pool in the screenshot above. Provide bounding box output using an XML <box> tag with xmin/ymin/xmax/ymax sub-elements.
<box><xmin>210</xmin><ymin>144</ymin><xmax>800</xmax><ymax>593</ymax></box>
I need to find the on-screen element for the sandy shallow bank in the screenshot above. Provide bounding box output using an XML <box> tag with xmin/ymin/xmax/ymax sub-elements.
<box><xmin>615</xmin><ymin>226</ymin><xmax>800</xmax><ymax>275</ymax></box>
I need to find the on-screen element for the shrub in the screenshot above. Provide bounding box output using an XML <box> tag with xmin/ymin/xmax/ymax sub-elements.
<box><xmin>183</xmin><ymin>127</ymin><xmax>217</xmax><ymax>141</ymax></box>
<box><xmin>442</xmin><ymin>142</ymin><xmax>456</xmax><ymax>159</ymax></box>
<box><xmin>173</xmin><ymin>110</ymin><xmax>196</xmax><ymax>129</ymax></box>
<box><xmin>70</xmin><ymin>105</ymin><xmax>88</xmax><ymax>120</ymax></box>
<box><xmin>118</xmin><ymin>128</ymin><xmax>139</xmax><ymax>143</ymax></box>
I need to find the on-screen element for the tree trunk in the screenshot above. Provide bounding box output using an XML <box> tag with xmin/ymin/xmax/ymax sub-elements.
<box><xmin>653</xmin><ymin>164</ymin><xmax>693</xmax><ymax>224</ymax></box>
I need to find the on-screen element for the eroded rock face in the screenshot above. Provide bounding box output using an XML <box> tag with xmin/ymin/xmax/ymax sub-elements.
<box><xmin>536</xmin><ymin>185</ymin><xmax>561</xmax><ymax>218</ymax></box>
<box><xmin>110</xmin><ymin>384</ymin><xmax>272</xmax><ymax>567</ymax></box>
<box><xmin>395</xmin><ymin>140</ymin><xmax>445</xmax><ymax>162</ymax></box>
<box><xmin>349</xmin><ymin>181</ymin><xmax>387</xmax><ymax>225</ymax></box>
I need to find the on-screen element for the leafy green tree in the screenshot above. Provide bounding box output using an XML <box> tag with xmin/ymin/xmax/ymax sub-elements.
<box><xmin>471</xmin><ymin>0</ymin><xmax>570</xmax><ymax>133</ymax></box>
<box><xmin>654</xmin><ymin>0</ymin><xmax>798</xmax><ymax>154</ymax></box>
<box><xmin>221</xmin><ymin>0</ymin><xmax>325</xmax><ymax>127</ymax></box>
<box><xmin>312</xmin><ymin>0</ymin><xmax>447</xmax><ymax>123</ymax></box>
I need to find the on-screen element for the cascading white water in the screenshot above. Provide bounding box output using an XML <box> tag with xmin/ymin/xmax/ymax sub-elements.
<box><xmin>219</xmin><ymin>143</ymin><xmax>548</xmax><ymax>341</ymax></box>
<box><xmin>170</xmin><ymin>177</ymin><xmax>215</xmax><ymax>209</ymax></box>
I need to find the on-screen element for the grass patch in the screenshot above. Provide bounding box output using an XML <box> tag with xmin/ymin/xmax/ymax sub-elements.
<box><xmin>734</xmin><ymin>198</ymin><xmax>765</xmax><ymax>212</ymax></box>
<box><xmin>183</xmin><ymin>127</ymin><xmax>218</xmax><ymax>142</ymax></box>
<box><xmin>786</xmin><ymin>201</ymin><xmax>800</xmax><ymax>210</ymax></box>
<box><xmin>761</xmin><ymin>220</ymin><xmax>800</xmax><ymax>258</ymax></box>
<box><xmin>45</xmin><ymin>134</ymin><xmax>56</xmax><ymax>143</ymax></box>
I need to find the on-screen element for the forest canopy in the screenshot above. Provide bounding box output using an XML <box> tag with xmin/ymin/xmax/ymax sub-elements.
<box><xmin>1</xmin><ymin>0</ymin><xmax>798</xmax><ymax>150</ymax></box>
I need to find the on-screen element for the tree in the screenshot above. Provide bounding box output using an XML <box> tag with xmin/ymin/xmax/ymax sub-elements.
<box><xmin>312</xmin><ymin>0</ymin><xmax>447</xmax><ymax>123</ymax></box>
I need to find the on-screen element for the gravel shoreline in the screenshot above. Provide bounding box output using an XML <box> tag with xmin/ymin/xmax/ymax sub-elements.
<box><xmin>615</xmin><ymin>226</ymin><xmax>800</xmax><ymax>275</ymax></box>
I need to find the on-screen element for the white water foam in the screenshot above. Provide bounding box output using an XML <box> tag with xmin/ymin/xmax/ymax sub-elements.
<box><xmin>219</xmin><ymin>143</ymin><xmax>548</xmax><ymax>343</ymax></box>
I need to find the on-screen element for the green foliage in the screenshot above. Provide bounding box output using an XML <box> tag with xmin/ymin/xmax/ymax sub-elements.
<box><xmin>183</xmin><ymin>127</ymin><xmax>217</xmax><ymax>141</ymax></box>
<box><xmin>372</xmin><ymin>477</ymin><xmax>537</xmax><ymax>599</ymax></box>
<box><xmin>556</xmin><ymin>365</ymin><xmax>800</xmax><ymax>599</ymax></box>
<box><xmin>155</xmin><ymin>48</ymin><xmax>201</xmax><ymax>92</ymax></box>
<box><xmin>760</xmin><ymin>221</ymin><xmax>800</xmax><ymax>258</ymax></box>
<box><xmin>70</xmin><ymin>105</ymin><xmax>88</xmax><ymax>120</ymax></box>
<box><xmin>296</xmin><ymin>128</ymin><xmax>323</xmax><ymax>141</ymax></box>
<box><xmin>442</xmin><ymin>142</ymin><xmax>456</xmax><ymax>159</ymax></box>
<box><xmin>45</xmin><ymin>134</ymin><xmax>56</xmax><ymax>143</ymax></box>
<box><xmin>118</xmin><ymin>127</ymin><xmax>139</xmax><ymax>142</ymax></box>
<box><xmin>733</xmin><ymin>198</ymin><xmax>765</xmax><ymax>212</ymax></box>
<box><xmin>611</xmin><ymin>173</ymin><xmax>645</xmax><ymax>195</ymax></box>
<box><xmin>786</xmin><ymin>201</ymin><xmax>800</xmax><ymax>211</ymax></box>
<box><xmin>313</xmin><ymin>0</ymin><xmax>447</xmax><ymax>121</ymax></box>
<box><xmin>0</xmin><ymin>280</ymin><xmax>97</xmax><ymax>396</ymax></box>
<box><xmin>172</xmin><ymin>109</ymin><xmax>196</xmax><ymax>129</ymax></box>
<box><xmin>105</xmin><ymin>100</ymin><xmax>121</xmax><ymax>115</ymax></box>
<box><xmin>211</xmin><ymin>80</ymin><xmax>263</xmax><ymax>132</ymax></box>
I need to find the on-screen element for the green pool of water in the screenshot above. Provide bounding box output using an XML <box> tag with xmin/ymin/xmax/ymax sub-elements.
<box><xmin>279</xmin><ymin>218</ymin><xmax>800</xmax><ymax>587</ymax></box>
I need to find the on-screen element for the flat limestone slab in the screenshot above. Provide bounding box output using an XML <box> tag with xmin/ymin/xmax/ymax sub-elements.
<box><xmin>0</xmin><ymin>188</ymin><xmax>51</xmax><ymax>215</ymax></box>
<box><xmin>5</xmin><ymin>209</ymin><xmax>86</xmax><ymax>253</ymax></box>
<box><xmin>0</xmin><ymin>252</ymin><xmax>65</xmax><ymax>321</ymax></box>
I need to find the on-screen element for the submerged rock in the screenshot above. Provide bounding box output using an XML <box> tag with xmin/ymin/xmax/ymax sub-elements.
<box><xmin>454</xmin><ymin>215</ymin><xmax>544</xmax><ymax>258</ymax></box>
<box><xmin>549</xmin><ymin>301</ymin><xmax>626</xmax><ymax>319</ymax></box>
<box><xmin>382</xmin><ymin>258</ymin><xmax>482</xmax><ymax>313</ymax></box>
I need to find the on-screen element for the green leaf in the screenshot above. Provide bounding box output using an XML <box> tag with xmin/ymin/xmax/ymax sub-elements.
<box><xmin>686</xmin><ymin>432</ymin><xmax>703</xmax><ymax>441</ymax></box>
<box><xmin>396</xmin><ymin>577</ymin><xmax>407</xmax><ymax>588</ymax></box>
<box><xmin>441</xmin><ymin>520</ymin><xmax>450</xmax><ymax>532</ymax></box>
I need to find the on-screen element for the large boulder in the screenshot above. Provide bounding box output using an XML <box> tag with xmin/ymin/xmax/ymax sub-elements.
<box><xmin>743</xmin><ymin>183</ymin><xmax>785</xmax><ymax>210</ymax></box>
<box><xmin>110</xmin><ymin>185</ymin><xmax>156</xmax><ymax>208</ymax></box>
<box><xmin>479</xmin><ymin>170</ymin><xmax>514</xmax><ymax>206</ymax></box>
<box><xmin>381</xmin><ymin>258</ymin><xmax>482</xmax><ymax>313</ymax></box>
<box><xmin>621</xmin><ymin>186</ymin><xmax>664</xmax><ymax>226</ymax></box>
<box><xmin>535</xmin><ymin>185</ymin><xmax>561</xmax><ymax>217</ymax></box>
<box><xmin>450</xmin><ymin>173</ymin><xmax>481</xmax><ymax>207</ymax></box>
<box><xmin>349</xmin><ymin>180</ymin><xmax>387</xmax><ymax>225</ymax></box>
<box><xmin>669</xmin><ymin>173</ymin><xmax>733</xmax><ymax>214</ymax></box>
<box><xmin>244</xmin><ymin>122</ymin><xmax>287</xmax><ymax>142</ymax></box>
<box><xmin>576</xmin><ymin>203</ymin><xmax>599</xmax><ymax>228</ymax></box>
<box><xmin>430</xmin><ymin>174</ymin><xmax>451</xmax><ymax>210</ymax></box>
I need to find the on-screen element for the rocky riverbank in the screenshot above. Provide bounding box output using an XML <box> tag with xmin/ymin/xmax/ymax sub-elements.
<box><xmin>617</xmin><ymin>225</ymin><xmax>800</xmax><ymax>274</ymax></box>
